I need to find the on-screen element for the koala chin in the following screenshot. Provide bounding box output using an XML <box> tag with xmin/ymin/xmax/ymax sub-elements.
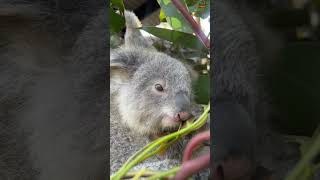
<box><xmin>111</xmin><ymin>11</ymin><xmax>194</xmax><ymax>136</ymax></box>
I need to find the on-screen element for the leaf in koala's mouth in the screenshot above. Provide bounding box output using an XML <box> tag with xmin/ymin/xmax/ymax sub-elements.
<box><xmin>159</xmin><ymin>117</ymin><xmax>194</xmax><ymax>137</ymax></box>
<box><xmin>182</xmin><ymin>117</ymin><xmax>195</xmax><ymax>128</ymax></box>
<box><xmin>158</xmin><ymin>131</ymin><xmax>170</xmax><ymax>137</ymax></box>
<box><xmin>160</xmin><ymin>127</ymin><xmax>179</xmax><ymax>136</ymax></box>
<box><xmin>158</xmin><ymin>118</ymin><xmax>195</xmax><ymax>156</ymax></box>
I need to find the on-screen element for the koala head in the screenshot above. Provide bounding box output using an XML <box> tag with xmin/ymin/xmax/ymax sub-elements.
<box><xmin>110</xmin><ymin>11</ymin><xmax>195</xmax><ymax>136</ymax></box>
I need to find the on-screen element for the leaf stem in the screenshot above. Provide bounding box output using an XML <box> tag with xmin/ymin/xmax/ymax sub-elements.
<box><xmin>146</xmin><ymin>167</ymin><xmax>180</xmax><ymax>180</ymax></box>
<box><xmin>284</xmin><ymin>132</ymin><xmax>320</xmax><ymax>180</ymax></box>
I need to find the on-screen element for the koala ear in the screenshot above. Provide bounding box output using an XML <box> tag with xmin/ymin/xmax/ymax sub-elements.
<box><xmin>124</xmin><ymin>11</ymin><xmax>153</xmax><ymax>49</ymax></box>
<box><xmin>110</xmin><ymin>50</ymin><xmax>129</xmax><ymax>84</ymax></box>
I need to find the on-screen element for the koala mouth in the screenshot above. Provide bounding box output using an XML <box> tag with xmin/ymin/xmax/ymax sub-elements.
<box><xmin>149</xmin><ymin>127</ymin><xmax>180</xmax><ymax>140</ymax></box>
<box><xmin>162</xmin><ymin>126</ymin><xmax>181</xmax><ymax>134</ymax></box>
<box><xmin>152</xmin><ymin>113</ymin><xmax>192</xmax><ymax>139</ymax></box>
<box><xmin>158</xmin><ymin>120</ymin><xmax>187</xmax><ymax>137</ymax></box>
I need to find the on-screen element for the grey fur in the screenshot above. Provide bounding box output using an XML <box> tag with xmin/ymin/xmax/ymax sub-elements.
<box><xmin>110</xmin><ymin>11</ymin><xmax>199</xmax><ymax>174</ymax></box>
<box><xmin>213</xmin><ymin>0</ymin><xmax>283</xmax><ymax>126</ymax></box>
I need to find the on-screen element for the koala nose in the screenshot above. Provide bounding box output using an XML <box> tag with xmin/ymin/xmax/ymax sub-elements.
<box><xmin>175</xmin><ymin>92</ymin><xmax>191</xmax><ymax>121</ymax></box>
<box><xmin>175</xmin><ymin>111</ymin><xmax>191</xmax><ymax>121</ymax></box>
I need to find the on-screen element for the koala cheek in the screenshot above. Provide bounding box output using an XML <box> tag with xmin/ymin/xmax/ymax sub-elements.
<box><xmin>161</xmin><ymin>116</ymin><xmax>180</xmax><ymax>128</ymax></box>
<box><xmin>161</xmin><ymin>106</ymin><xmax>175</xmax><ymax>117</ymax></box>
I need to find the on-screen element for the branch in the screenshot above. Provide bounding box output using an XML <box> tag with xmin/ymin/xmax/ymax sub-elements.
<box><xmin>171</xmin><ymin>0</ymin><xmax>210</xmax><ymax>49</ymax></box>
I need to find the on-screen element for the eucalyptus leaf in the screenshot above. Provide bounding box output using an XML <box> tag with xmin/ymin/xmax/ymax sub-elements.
<box><xmin>185</xmin><ymin>0</ymin><xmax>198</xmax><ymax>6</ymax></box>
<box><xmin>159</xmin><ymin>9</ymin><xmax>167</xmax><ymax>22</ymax></box>
<box><xmin>192</xmin><ymin>74</ymin><xmax>210</xmax><ymax>104</ymax></box>
<box><xmin>110</xmin><ymin>8</ymin><xmax>125</xmax><ymax>33</ymax></box>
<box><xmin>141</xmin><ymin>26</ymin><xmax>206</xmax><ymax>50</ymax></box>
<box><xmin>110</xmin><ymin>0</ymin><xmax>125</xmax><ymax>15</ymax></box>
<box><xmin>156</xmin><ymin>0</ymin><xmax>193</xmax><ymax>33</ymax></box>
<box><xmin>188</xmin><ymin>0</ymin><xmax>210</xmax><ymax>18</ymax></box>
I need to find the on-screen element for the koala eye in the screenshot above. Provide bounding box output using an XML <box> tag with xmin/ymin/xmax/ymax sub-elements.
<box><xmin>155</xmin><ymin>84</ymin><xmax>164</xmax><ymax>92</ymax></box>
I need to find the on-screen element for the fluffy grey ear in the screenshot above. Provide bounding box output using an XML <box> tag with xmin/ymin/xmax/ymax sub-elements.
<box><xmin>110</xmin><ymin>50</ymin><xmax>129</xmax><ymax>83</ymax></box>
<box><xmin>124</xmin><ymin>11</ymin><xmax>152</xmax><ymax>48</ymax></box>
<box><xmin>110</xmin><ymin>49</ymin><xmax>142</xmax><ymax>83</ymax></box>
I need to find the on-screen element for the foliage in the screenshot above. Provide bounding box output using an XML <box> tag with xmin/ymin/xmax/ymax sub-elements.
<box><xmin>193</xmin><ymin>74</ymin><xmax>210</xmax><ymax>104</ymax></box>
<box><xmin>110</xmin><ymin>0</ymin><xmax>125</xmax><ymax>15</ymax></box>
<box><xmin>109</xmin><ymin>8</ymin><xmax>125</xmax><ymax>34</ymax></box>
<box><xmin>284</xmin><ymin>126</ymin><xmax>320</xmax><ymax>180</ymax></box>
<box><xmin>140</xmin><ymin>26</ymin><xmax>206</xmax><ymax>50</ymax></box>
<box><xmin>186</xmin><ymin>0</ymin><xmax>210</xmax><ymax>18</ymax></box>
<box><xmin>155</xmin><ymin>0</ymin><xmax>193</xmax><ymax>33</ymax></box>
<box><xmin>109</xmin><ymin>0</ymin><xmax>125</xmax><ymax>33</ymax></box>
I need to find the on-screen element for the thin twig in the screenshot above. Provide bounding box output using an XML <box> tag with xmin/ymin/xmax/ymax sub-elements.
<box><xmin>171</xmin><ymin>0</ymin><xmax>210</xmax><ymax>49</ymax></box>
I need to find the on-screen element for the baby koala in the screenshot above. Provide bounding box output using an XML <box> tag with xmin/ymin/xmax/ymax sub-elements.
<box><xmin>110</xmin><ymin>11</ymin><xmax>197</xmax><ymax>174</ymax></box>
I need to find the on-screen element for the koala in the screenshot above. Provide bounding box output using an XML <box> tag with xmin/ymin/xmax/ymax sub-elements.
<box><xmin>110</xmin><ymin>11</ymin><xmax>204</xmax><ymax>175</ymax></box>
<box><xmin>0</xmin><ymin>1</ymin><xmax>107</xmax><ymax>180</ymax></box>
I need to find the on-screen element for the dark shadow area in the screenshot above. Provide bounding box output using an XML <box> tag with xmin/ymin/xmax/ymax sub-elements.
<box><xmin>0</xmin><ymin>1</ymin><xmax>108</xmax><ymax>179</ymax></box>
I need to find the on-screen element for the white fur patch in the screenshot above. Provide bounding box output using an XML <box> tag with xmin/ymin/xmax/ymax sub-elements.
<box><xmin>161</xmin><ymin>116</ymin><xmax>180</xmax><ymax>128</ymax></box>
<box><xmin>117</xmin><ymin>86</ymin><xmax>151</xmax><ymax>135</ymax></box>
<box><xmin>160</xmin><ymin>106</ymin><xmax>180</xmax><ymax>128</ymax></box>
<box><xmin>161</xmin><ymin>106</ymin><xmax>174</xmax><ymax>117</ymax></box>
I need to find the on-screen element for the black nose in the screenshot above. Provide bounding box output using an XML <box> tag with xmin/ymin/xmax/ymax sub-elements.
<box><xmin>175</xmin><ymin>92</ymin><xmax>191</xmax><ymax>121</ymax></box>
<box><xmin>175</xmin><ymin>92</ymin><xmax>190</xmax><ymax>111</ymax></box>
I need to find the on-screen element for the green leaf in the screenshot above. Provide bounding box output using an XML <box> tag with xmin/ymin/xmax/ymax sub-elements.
<box><xmin>110</xmin><ymin>8</ymin><xmax>125</xmax><ymax>33</ymax></box>
<box><xmin>141</xmin><ymin>26</ymin><xmax>205</xmax><ymax>50</ymax></box>
<box><xmin>156</xmin><ymin>0</ymin><xmax>193</xmax><ymax>33</ymax></box>
<box><xmin>188</xmin><ymin>0</ymin><xmax>210</xmax><ymax>18</ymax></box>
<box><xmin>185</xmin><ymin>0</ymin><xmax>198</xmax><ymax>6</ymax></box>
<box><xmin>192</xmin><ymin>74</ymin><xmax>210</xmax><ymax>104</ymax></box>
<box><xmin>110</xmin><ymin>0</ymin><xmax>125</xmax><ymax>15</ymax></box>
<box><xmin>159</xmin><ymin>9</ymin><xmax>167</xmax><ymax>22</ymax></box>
